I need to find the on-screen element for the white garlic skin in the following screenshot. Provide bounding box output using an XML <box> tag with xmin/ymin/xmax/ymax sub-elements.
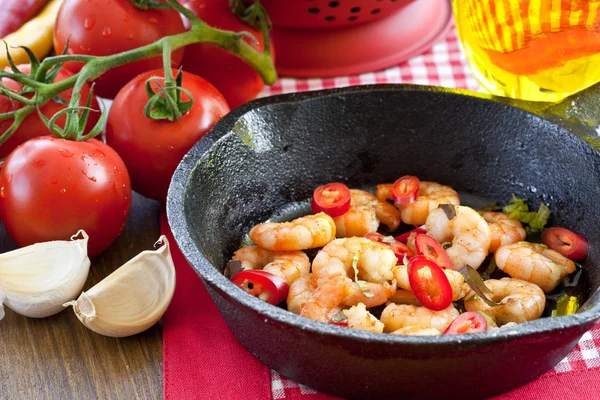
<box><xmin>0</xmin><ymin>231</ymin><xmax>90</xmax><ymax>319</ymax></box>
<box><xmin>66</xmin><ymin>235</ymin><xmax>175</xmax><ymax>337</ymax></box>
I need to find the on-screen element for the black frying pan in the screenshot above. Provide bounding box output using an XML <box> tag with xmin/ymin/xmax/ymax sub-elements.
<box><xmin>166</xmin><ymin>84</ymin><xmax>600</xmax><ymax>399</ymax></box>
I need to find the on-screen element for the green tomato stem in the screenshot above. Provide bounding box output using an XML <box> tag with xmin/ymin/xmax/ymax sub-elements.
<box><xmin>0</xmin><ymin>0</ymin><xmax>277</xmax><ymax>143</ymax></box>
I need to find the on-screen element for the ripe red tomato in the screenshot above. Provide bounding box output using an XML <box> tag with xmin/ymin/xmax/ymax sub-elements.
<box><xmin>0</xmin><ymin>65</ymin><xmax>100</xmax><ymax>159</ymax></box>
<box><xmin>53</xmin><ymin>0</ymin><xmax>186</xmax><ymax>99</ymax></box>
<box><xmin>105</xmin><ymin>69</ymin><xmax>229</xmax><ymax>201</ymax></box>
<box><xmin>180</xmin><ymin>0</ymin><xmax>273</xmax><ymax>109</ymax></box>
<box><xmin>0</xmin><ymin>136</ymin><xmax>132</xmax><ymax>258</ymax></box>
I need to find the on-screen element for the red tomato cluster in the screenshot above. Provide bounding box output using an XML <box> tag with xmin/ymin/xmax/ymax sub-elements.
<box><xmin>0</xmin><ymin>0</ymin><xmax>270</xmax><ymax>257</ymax></box>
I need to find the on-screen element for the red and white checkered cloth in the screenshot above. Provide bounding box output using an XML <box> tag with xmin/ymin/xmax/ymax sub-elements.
<box><xmin>260</xmin><ymin>21</ymin><xmax>600</xmax><ymax>399</ymax></box>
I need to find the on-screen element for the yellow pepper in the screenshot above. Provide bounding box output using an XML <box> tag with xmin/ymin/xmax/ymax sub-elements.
<box><xmin>0</xmin><ymin>0</ymin><xmax>63</xmax><ymax>68</ymax></box>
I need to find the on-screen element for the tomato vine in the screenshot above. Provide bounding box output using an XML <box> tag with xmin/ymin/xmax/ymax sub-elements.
<box><xmin>0</xmin><ymin>0</ymin><xmax>276</xmax><ymax>144</ymax></box>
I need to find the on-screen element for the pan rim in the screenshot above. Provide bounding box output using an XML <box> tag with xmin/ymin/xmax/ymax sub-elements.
<box><xmin>167</xmin><ymin>84</ymin><xmax>600</xmax><ymax>347</ymax></box>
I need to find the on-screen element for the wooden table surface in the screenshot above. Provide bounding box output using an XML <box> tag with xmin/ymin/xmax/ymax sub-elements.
<box><xmin>0</xmin><ymin>193</ymin><xmax>163</xmax><ymax>400</ymax></box>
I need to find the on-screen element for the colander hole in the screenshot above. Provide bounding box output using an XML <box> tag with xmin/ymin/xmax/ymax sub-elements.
<box><xmin>328</xmin><ymin>1</ymin><xmax>339</xmax><ymax>7</ymax></box>
<box><xmin>350</xmin><ymin>7</ymin><xmax>361</xmax><ymax>12</ymax></box>
<box><xmin>308</xmin><ymin>7</ymin><xmax>319</xmax><ymax>13</ymax></box>
<box><xmin>324</xmin><ymin>16</ymin><xmax>335</xmax><ymax>21</ymax></box>
<box><xmin>371</xmin><ymin>8</ymin><xmax>381</xmax><ymax>14</ymax></box>
<box><xmin>348</xmin><ymin>16</ymin><xmax>358</xmax><ymax>21</ymax></box>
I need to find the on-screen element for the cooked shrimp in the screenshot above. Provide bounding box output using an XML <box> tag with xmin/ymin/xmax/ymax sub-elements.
<box><xmin>287</xmin><ymin>274</ymin><xmax>318</xmax><ymax>314</ymax></box>
<box><xmin>300</xmin><ymin>276</ymin><xmax>357</xmax><ymax>323</ymax></box>
<box><xmin>352</xmin><ymin>189</ymin><xmax>402</xmax><ymax>231</ymax></box>
<box><xmin>391</xmin><ymin>326</ymin><xmax>441</xmax><ymax>336</ymax></box>
<box><xmin>464</xmin><ymin>278</ymin><xmax>545</xmax><ymax>324</ymax></box>
<box><xmin>392</xmin><ymin>264</ymin><xmax>469</xmax><ymax>301</ymax></box>
<box><xmin>342</xmin><ymin>303</ymin><xmax>384</xmax><ymax>333</ymax></box>
<box><xmin>387</xmin><ymin>290</ymin><xmax>421</xmax><ymax>306</ymax></box>
<box><xmin>333</xmin><ymin>204</ymin><xmax>379</xmax><ymax>238</ymax></box>
<box><xmin>312</xmin><ymin>237</ymin><xmax>397</xmax><ymax>286</ymax></box>
<box><xmin>482</xmin><ymin>212</ymin><xmax>526</xmax><ymax>253</ymax></box>
<box><xmin>342</xmin><ymin>280</ymin><xmax>397</xmax><ymax>308</ymax></box>
<box><xmin>377</xmin><ymin>181</ymin><xmax>460</xmax><ymax>226</ymax></box>
<box><xmin>249</xmin><ymin>212</ymin><xmax>336</xmax><ymax>251</ymax></box>
<box><xmin>426</xmin><ymin>205</ymin><xmax>492</xmax><ymax>270</ymax></box>
<box><xmin>380</xmin><ymin>303</ymin><xmax>459</xmax><ymax>333</ymax></box>
<box><xmin>494</xmin><ymin>242</ymin><xmax>576</xmax><ymax>292</ymax></box>
<box><xmin>233</xmin><ymin>246</ymin><xmax>310</xmax><ymax>285</ymax></box>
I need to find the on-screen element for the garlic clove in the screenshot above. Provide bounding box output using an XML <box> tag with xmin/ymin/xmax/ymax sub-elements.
<box><xmin>65</xmin><ymin>235</ymin><xmax>176</xmax><ymax>337</ymax></box>
<box><xmin>0</xmin><ymin>230</ymin><xmax>90</xmax><ymax>319</ymax></box>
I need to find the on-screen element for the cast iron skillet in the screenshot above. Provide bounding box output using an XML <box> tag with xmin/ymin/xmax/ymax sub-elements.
<box><xmin>167</xmin><ymin>84</ymin><xmax>600</xmax><ymax>399</ymax></box>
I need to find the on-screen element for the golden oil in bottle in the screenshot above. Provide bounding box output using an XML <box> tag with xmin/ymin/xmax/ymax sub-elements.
<box><xmin>453</xmin><ymin>0</ymin><xmax>600</xmax><ymax>102</ymax></box>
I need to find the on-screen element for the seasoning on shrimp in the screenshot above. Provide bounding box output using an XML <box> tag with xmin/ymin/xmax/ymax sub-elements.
<box><xmin>311</xmin><ymin>237</ymin><xmax>396</xmax><ymax>286</ymax></box>
<box><xmin>482</xmin><ymin>211</ymin><xmax>526</xmax><ymax>253</ymax></box>
<box><xmin>287</xmin><ymin>274</ymin><xmax>318</xmax><ymax>314</ymax></box>
<box><xmin>233</xmin><ymin>245</ymin><xmax>310</xmax><ymax>286</ymax></box>
<box><xmin>343</xmin><ymin>303</ymin><xmax>384</xmax><ymax>333</ymax></box>
<box><xmin>464</xmin><ymin>278</ymin><xmax>545</xmax><ymax>324</ymax></box>
<box><xmin>426</xmin><ymin>205</ymin><xmax>492</xmax><ymax>270</ymax></box>
<box><xmin>494</xmin><ymin>242</ymin><xmax>576</xmax><ymax>292</ymax></box>
<box><xmin>249</xmin><ymin>212</ymin><xmax>336</xmax><ymax>251</ymax></box>
<box><xmin>299</xmin><ymin>276</ymin><xmax>357</xmax><ymax>323</ymax></box>
<box><xmin>380</xmin><ymin>303</ymin><xmax>459</xmax><ymax>333</ymax></box>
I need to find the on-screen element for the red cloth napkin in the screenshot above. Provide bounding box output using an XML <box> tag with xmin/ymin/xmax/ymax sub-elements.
<box><xmin>160</xmin><ymin>211</ymin><xmax>600</xmax><ymax>400</ymax></box>
<box><xmin>160</xmin><ymin>212</ymin><xmax>271</xmax><ymax>400</ymax></box>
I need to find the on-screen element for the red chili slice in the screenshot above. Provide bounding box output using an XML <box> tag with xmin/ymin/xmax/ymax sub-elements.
<box><xmin>230</xmin><ymin>270</ymin><xmax>289</xmax><ymax>305</ymax></box>
<box><xmin>414</xmin><ymin>234</ymin><xmax>453</xmax><ymax>270</ymax></box>
<box><xmin>407</xmin><ymin>255</ymin><xmax>452</xmax><ymax>311</ymax></box>
<box><xmin>365</xmin><ymin>232</ymin><xmax>413</xmax><ymax>262</ymax></box>
<box><xmin>444</xmin><ymin>312</ymin><xmax>487</xmax><ymax>334</ymax></box>
<box><xmin>392</xmin><ymin>175</ymin><xmax>420</xmax><ymax>205</ymax></box>
<box><xmin>311</xmin><ymin>182</ymin><xmax>351</xmax><ymax>218</ymax></box>
<box><xmin>542</xmin><ymin>227</ymin><xmax>589</xmax><ymax>261</ymax></box>
<box><xmin>395</xmin><ymin>225</ymin><xmax>427</xmax><ymax>243</ymax></box>
<box><xmin>331</xmin><ymin>320</ymin><xmax>348</xmax><ymax>327</ymax></box>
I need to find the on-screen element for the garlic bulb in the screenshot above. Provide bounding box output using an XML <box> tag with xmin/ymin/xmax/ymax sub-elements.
<box><xmin>65</xmin><ymin>235</ymin><xmax>175</xmax><ymax>337</ymax></box>
<box><xmin>0</xmin><ymin>231</ymin><xmax>90</xmax><ymax>320</ymax></box>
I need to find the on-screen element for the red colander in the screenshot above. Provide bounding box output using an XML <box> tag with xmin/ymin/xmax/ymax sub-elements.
<box><xmin>261</xmin><ymin>0</ymin><xmax>412</xmax><ymax>29</ymax></box>
<box><xmin>263</xmin><ymin>0</ymin><xmax>453</xmax><ymax>78</ymax></box>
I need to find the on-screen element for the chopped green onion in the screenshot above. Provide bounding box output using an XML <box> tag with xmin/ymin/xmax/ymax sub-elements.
<box><xmin>351</xmin><ymin>252</ymin><xmax>374</xmax><ymax>298</ymax></box>
<box><xmin>552</xmin><ymin>294</ymin><xmax>579</xmax><ymax>317</ymax></box>
<box><xmin>441</xmin><ymin>242</ymin><xmax>452</xmax><ymax>249</ymax></box>
<box><xmin>477</xmin><ymin>311</ymin><xmax>495</xmax><ymax>327</ymax></box>
<box><xmin>381</xmin><ymin>236</ymin><xmax>396</xmax><ymax>244</ymax></box>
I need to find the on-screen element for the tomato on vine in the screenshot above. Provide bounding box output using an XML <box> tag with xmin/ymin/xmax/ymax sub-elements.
<box><xmin>106</xmin><ymin>69</ymin><xmax>230</xmax><ymax>201</ymax></box>
<box><xmin>0</xmin><ymin>65</ymin><xmax>99</xmax><ymax>159</ymax></box>
<box><xmin>181</xmin><ymin>0</ymin><xmax>274</xmax><ymax>108</ymax></box>
<box><xmin>0</xmin><ymin>137</ymin><xmax>132</xmax><ymax>258</ymax></box>
<box><xmin>53</xmin><ymin>0</ymin><xmax>186</xmax><ymax>99</ymax></box>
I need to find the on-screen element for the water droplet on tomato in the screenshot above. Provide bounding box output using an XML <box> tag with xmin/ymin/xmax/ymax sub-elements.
<box><xmin>58</xmin><ymin>149</ymin><xmax>75</xmax><ymax>158</ymax></box>
<box><xmin>84</xmin><ymin>17</ymin><xmax>96</xmax><ymax>29</ymax></box>
<box><xmin>33</xmin><ymin>159</ymin><xmax>47</xmax><ymax>168</ymax></box>
<box><xmin>102</xmin><ymin>27</ymin><xmax>112</xmax><ymax>38</ymax></box>
<box><xmin>60</xmin><ymin>188</ymin><xmax>67</xmax><ymax>194</ymax></box>
<box><xmin>126</xmin><ymin>33</ymin><xmax>134</xmax><ymax>40</ymax></box>
<box><xmin>0</xmin><ymin>187</ymin><xmax>6</xmax><ymax>198</ymax></box>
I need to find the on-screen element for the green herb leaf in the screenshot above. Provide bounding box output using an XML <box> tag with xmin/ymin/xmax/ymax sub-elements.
<box><xmin>440</xmin><ymin>204</ymin><xmax>457</xmax><ymax>220</ymax></box>
<box><xmin>331</xmin><ymin>310</ymin><xmax>348</xmax><ymax>323</ymax></box>
<box><xmin>552</xmin><ymin>294</ymin><xmax>579</xmax><ymax>317</ymax></box>
<box><xmin>502</xmin><ymin>194</ymin><xmax>550</xmax><ymax>231</ymax></box>
<box><xmin>481</xmin><ymin>257</ymin><xmax>497</xmax><ymax>280</ymax></box>
<box><xmin>441</xmin><ymin>242</ymin><xmax>452</xmax><ymax>249</ymax></box>
<box><xmin>460</xmin><ymin>265</ymin><xmax>500</xmax><ymax>307</ymax></box>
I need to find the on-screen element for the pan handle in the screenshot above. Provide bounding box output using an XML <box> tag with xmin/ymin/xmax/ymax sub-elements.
<box><xmin>489</xmin><ymin>84</ymin><xmax>600</xmax><ymax>150</ymax></box>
